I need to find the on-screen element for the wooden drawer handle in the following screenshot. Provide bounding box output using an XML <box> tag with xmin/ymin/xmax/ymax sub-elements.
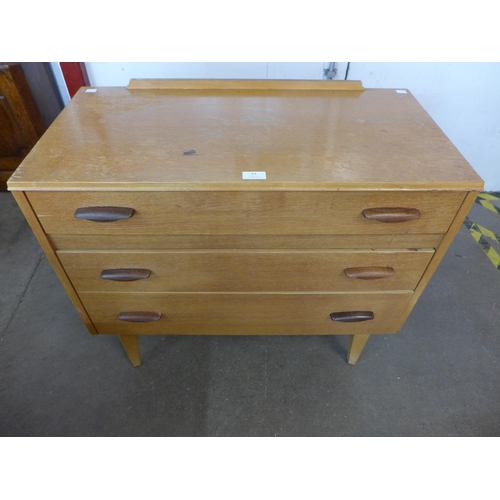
<box><xmin>101</xmin><ymin>268</ymin><xmax>152</xmax><ymax>281</ymax></box>
<box><xmin>362</xmin><ymin>207</ymin><xmax>420</xmax><ymax>222</ymax></box>
<box><xmin>344</xmin><ymin>267</ymin><xmax>395</xmax><ymax>279</ymax></box>
<box><xmin>74</xmin><ymin>206</ymin><xmax>135</xmax><ymax>222</ymax></box>
<box><xmin>330</xmin><ymin>311</ymin><xmax>374</xmax><ymax>322</ymax></box>
<box><xmin>118</xmin><ymin>311</ymin><xmax>161</xmax><ymax>322</ymax></box>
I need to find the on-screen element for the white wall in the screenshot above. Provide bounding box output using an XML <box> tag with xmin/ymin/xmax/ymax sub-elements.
<box><xmin>85</xmin><ymin>62</ymin><xmax>326</xmax><ymax>86</ymax></box>
<box><xmin>348</xmin><ymin>63</ymin><xmax>500</xmax><ymax>191</ymax></box>
<box><xmin>57</xmin><ymin>62</ymin><xmax>499</xmax><ymax>191</ymax></box>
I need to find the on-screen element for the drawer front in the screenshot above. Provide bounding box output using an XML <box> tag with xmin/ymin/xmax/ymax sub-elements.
<box><xmin>80</xmin><ymin>292</ymin><xmax>413</xmax><ymax>336</ymax></box>
<box><xmin>28</xmin><ymin>191</ymin><xmax>465</xmax><ymax>235</ymax></box>
<box><xmin>59</xmin><ymin>249</ymin><xmax>433</xmax><ymax>292</ymax></box>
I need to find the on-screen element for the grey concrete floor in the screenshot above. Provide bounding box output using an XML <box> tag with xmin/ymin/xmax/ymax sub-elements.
<box><xmin>1</xmin><ymin>192</ymin><xmax>499</xmax><ymax>436</ymax></box>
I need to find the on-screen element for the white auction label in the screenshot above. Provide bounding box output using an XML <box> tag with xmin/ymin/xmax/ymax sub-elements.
<box><xmin>242</xmin><ymin>171</ymin><xmax>266</xmax><ymax>180</ymax></box>
<box><xmin>396</xmin><ymin>90</ymin><xmax>407</xmax><ymax>94</ymax></box>
<box><xmin>85</xmin><ymin>89</ymin><xmax>97</xmax><ymax>93</ymax></box>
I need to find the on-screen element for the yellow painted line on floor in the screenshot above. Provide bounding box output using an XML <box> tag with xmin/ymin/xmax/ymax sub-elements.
<box><xmin>487</xmin><ymin>246</ymin><xmax>500</xmax><ymax>268</ymax></box>
<box><xmin>476</xmin><ymin>199</ymin><xmax>500</xmax><ymax>215</ymax></box>
<box><xmin>477</xmin><ymin>193</ymin><xmax>500</xmax><ymax>201</ymax></box>
<box><xmin>462</xmin><ymin>192</ymin><xmax>500</xmax><ymax>270</ymax></box>
<box><xmin>475</xmin><ymin>223</ymin><xmax>500</xmax><ymax>243</ymax></box>
<box><xmin>465</xmin><ymin>218</ymin><xmax>500</xmax><ymax>272</ymax></box>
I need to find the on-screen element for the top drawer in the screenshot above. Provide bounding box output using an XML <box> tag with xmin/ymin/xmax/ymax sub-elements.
<box><xmin>27</xmin><ymin>191</ymin><xmax>465</xmax><ymax>236</ymax></box>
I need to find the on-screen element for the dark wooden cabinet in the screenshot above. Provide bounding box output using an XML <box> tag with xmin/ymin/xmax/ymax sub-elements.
<box><xmin>0</xmin><ymin>63</ymin><xmax>46</xmax><ymax>191</ymax></box>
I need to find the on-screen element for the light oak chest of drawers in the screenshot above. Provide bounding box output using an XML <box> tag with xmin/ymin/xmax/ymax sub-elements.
<box><xmin>8</xmin><ymin>79</ymin><xmax>483</xmax><ymax>367</ymax></box>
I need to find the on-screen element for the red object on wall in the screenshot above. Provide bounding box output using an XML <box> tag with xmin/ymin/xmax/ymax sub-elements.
<box><xmin>60</xmin><ymin>63</ymin><xmax>90</xmax><ymax>98</ymax></box>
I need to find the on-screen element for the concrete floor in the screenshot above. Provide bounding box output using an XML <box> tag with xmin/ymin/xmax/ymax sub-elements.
<box><xmin>1</xmin><ymin>192</ymin><xmax>499</xmax><ymax>436</ymax></box>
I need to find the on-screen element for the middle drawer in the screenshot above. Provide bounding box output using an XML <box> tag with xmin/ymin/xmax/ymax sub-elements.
<box><xmin>58</xmin><ymin>249</ymin><xmax>433</xmax><ymax>292</ymax></box>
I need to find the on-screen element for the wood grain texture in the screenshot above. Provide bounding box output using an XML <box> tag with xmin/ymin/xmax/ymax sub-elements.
<box><xmin>0</xmin><ymin>63</ymin><xmax>45</xmax><ymax>145</ymax></box>
<box><xmin>0</xmin><ymin>170</ymin><xmax>15</xmax><ymax>189</ymax></box>
<box><xmin>0</xmin><ymin>95</ymin><xmax>27</xmax><ymax>156</ymax></box>
<box><xmin>395</xmin><ymin>191</ymin><xmax>480</xmax><ymax>330</ymax></box>
<box><xmin>58</xmin><ymin>249</ymin><xmax>433</xmax><ymax>293</ymax></box>
<box><xmin>8</xmin><ymin>86</ymin><xmax>483</xmax><ymax>191</ymax></box>
<box><xmin>0</xmin><ymin>63</ymin><xmax>45</xmax><ymax>190</ymax></box>
<box><xmin>80</xmin><ymin>291</ymin><xmax>413</xmax><ymax>336</ymax></box>
<box><xmin>48</xmin><ymin>233</ymin><xmax>445</xmax><ymax>251</ymax></box>
<box><xmin>10</xmin><ymin>191</ymin><xmax>97</xmax><ymax>335</ymax></box>
<box><xmin>119</xmin><ymin>334</ymin><xmax>141</xmax><ymax>367</ymax></box>
<box><xmin>347</xmin><ymin>334</ymin><xmax>370</xmax><ymax>365</ymax></box>
<box><xmin>27</xmin><ymin>191</ymin><xmax>465</xmax><ymax>236</ymax></box>
<box><xmin>0</xmin><ymin>156</ymin><xmax>25</xmax><ymax>171</ymax></box>
<box><xmin>6</xmin><ymin>79</ymin><xmax>485</xmax><ymax>367</ymax></box>
<box><xmin>127</xmin><ymin>79</ymin><xmax>364</xmax><ymax>90</ymax></box>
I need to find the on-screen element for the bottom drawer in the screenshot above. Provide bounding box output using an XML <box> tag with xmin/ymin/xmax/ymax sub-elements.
<box><xmin>80</xmin><ymin>292</ymin><xmax>413</xmax><ymax>336</ymax></box>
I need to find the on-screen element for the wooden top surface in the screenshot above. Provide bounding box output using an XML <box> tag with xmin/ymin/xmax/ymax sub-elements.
<box><xmin>8</xmin><ymin>81</ymin><xmax>483</xmax><ymax>191</ymax></box>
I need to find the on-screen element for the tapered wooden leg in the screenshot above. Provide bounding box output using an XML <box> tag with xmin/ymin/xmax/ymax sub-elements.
<box><xmin>347</xmin><ymin>334</ymin><xmax>370</xmax><ymax>365</ymax></box>
<box><xmin>119</xmin><ymin>334</ymin><xmax>141</xmax><ymax>367</ymax></box>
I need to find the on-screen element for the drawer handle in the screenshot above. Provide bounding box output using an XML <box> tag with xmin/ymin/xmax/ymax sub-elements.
<box><xmin>74</xmin><ymin>206</ymin><xmax>135</xmax><ymax>222</ymax></box>
<box><xmin>330</xmin><ymin>311</ymin><xmax>374</xmax><ymax>322</ymax></box>
<box><xmin>101</xmin><ymin>268</ymin><xmax>152</xmax><ymax>281</ymax></box>
<box><xmin>118</xmin><ymin>311</ymin><xmax>161</xmax><ymax>322</ymax></box>
<box><xmin>344</xmin><ymin>267</ymin><xmax>395</xmax><ymax>279</ymax></box>
<box><xmin>362</xmin><ymin>207</ymin><xmax>420</xmax><ymax>222</ymax></box>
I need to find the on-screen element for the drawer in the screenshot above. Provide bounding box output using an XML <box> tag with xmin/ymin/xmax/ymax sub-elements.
<box><xmin>59</xmin><ymin>249</ymin><xmax>433</xmax><ymax>292</ymax></box>
<box><xmin>80</xmin><ymin>291</ymin><xmax>413</xmax><ymax>336</ymax></box>
<box><xmin>28</xmin><ymin>191</ymin><xmax>465</xmax><ymax>235</ymax></box>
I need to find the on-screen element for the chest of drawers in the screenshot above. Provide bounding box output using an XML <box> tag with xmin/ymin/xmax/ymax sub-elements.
<box><xmin>8</xmin><ymin>79</ymin><xmax>483</xmax><ymax>367</ymax></box>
